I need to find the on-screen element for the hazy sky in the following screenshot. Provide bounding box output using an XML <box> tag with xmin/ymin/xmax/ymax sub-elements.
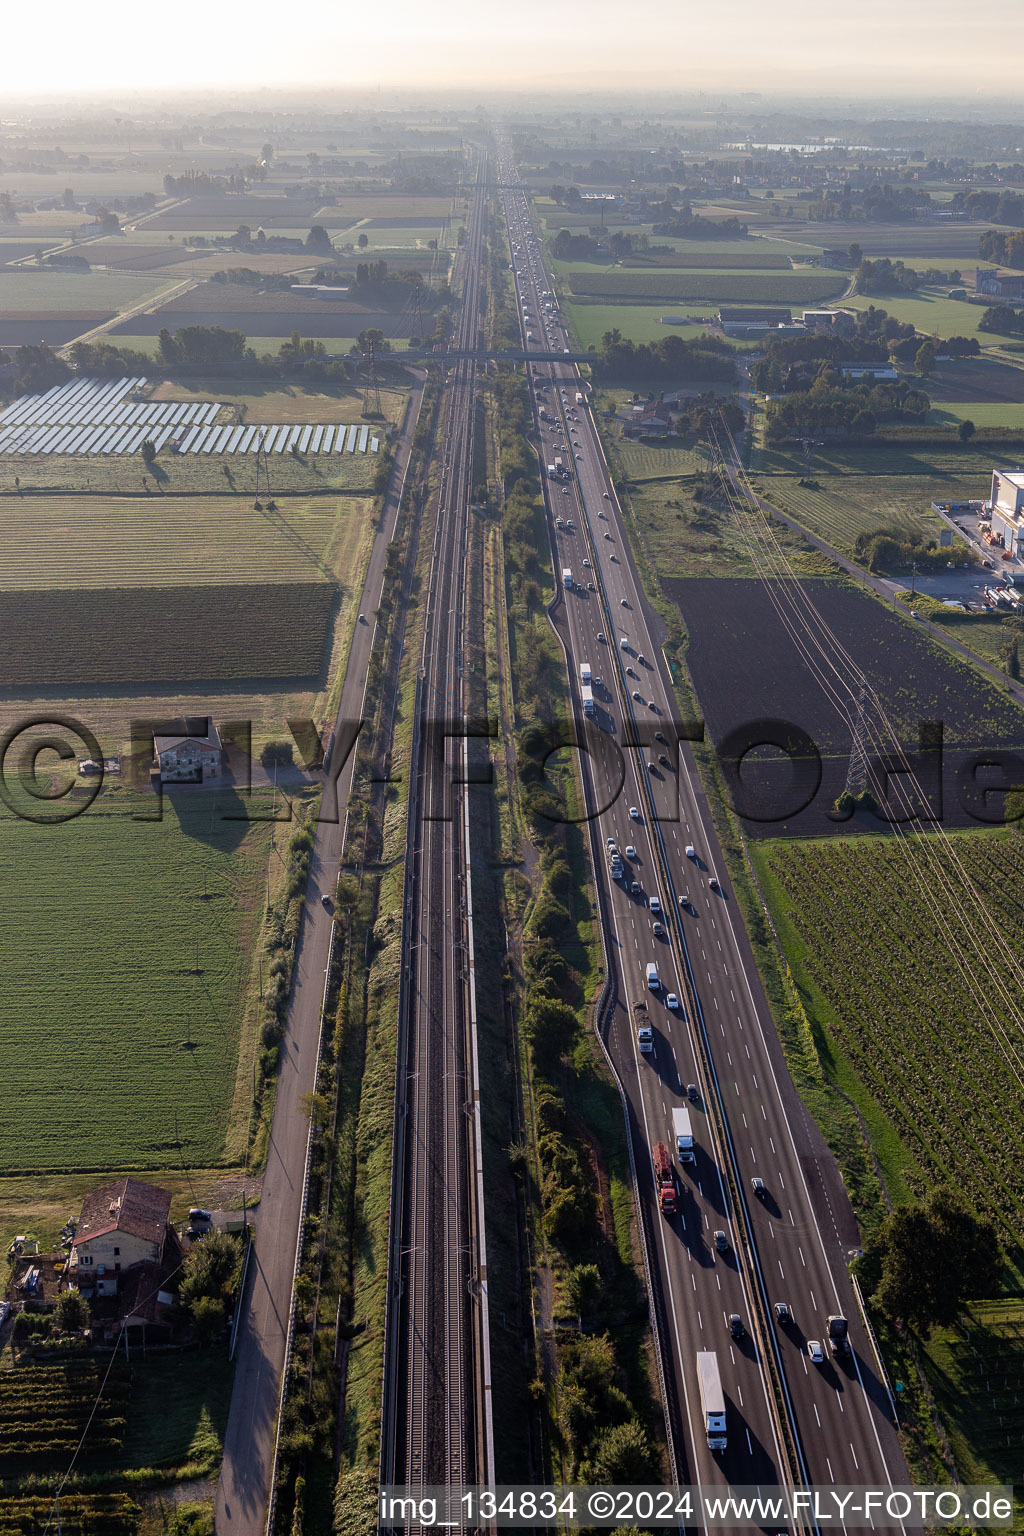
<box><xmin>8</xmin><ymin>0</ymin><xmax>1024</xmax><ymax>100</ymax></box>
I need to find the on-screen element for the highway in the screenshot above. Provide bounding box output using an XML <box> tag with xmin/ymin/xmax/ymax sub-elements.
<box><xmin>497</xmin><ymin>154</ymin><xmax>909</xmax><ymax>1517</ymax></box>
<box><xmin>379</xmin><ymin>150</ymin><xmax>494</xmax><ymax>1520</ymax></box>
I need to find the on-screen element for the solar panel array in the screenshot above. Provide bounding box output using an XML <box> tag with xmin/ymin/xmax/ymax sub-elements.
<box><xmin>0</xmin><ymin>377</ymin><xmax>379</xmax><ymax>457</ymax></box>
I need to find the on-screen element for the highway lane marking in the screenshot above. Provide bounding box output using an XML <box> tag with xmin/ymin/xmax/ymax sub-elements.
<box><xmin>799</xmin><ymin>1246</ymin><xmax>807</xmax><ymax>1267</ymax></box>
<box><xmin>850</xmin><ymin>1442</ymin><xmax>859</xmax><ymax>1469</ymax></box>
<box><xmin>814</xmin><ymin>1404</ymin><xmax>822</xmax><ymax>1428</ymax></box>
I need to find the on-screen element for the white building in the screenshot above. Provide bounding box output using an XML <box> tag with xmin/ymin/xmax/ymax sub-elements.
<box><xmin>989</xmin><ymin>469</ymin><xmax>1024</xmax><ymax>558</ymax></box>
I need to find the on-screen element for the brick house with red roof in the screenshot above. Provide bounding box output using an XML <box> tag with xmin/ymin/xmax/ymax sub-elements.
<box><xmin>70</xmin><ymin>1177</ymin><xmax>172</xmax><ymax>1297</ymax></box>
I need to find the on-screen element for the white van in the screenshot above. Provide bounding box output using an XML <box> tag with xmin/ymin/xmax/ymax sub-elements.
<box><xmin>645</xmin><ymin>962</ymin><xmax>660</xmax><ymax>991</ymax></box>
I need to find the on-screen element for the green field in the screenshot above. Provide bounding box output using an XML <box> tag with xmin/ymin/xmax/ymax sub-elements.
<box><xmin>568</xmin><ymin>302</ymin><xmax>710</xmax><ymax>349</ymax></box>
<box><xmin>0</xmin><ymin>791</ymin><xmax>281</xmax><ymax>1172</ymax></box>
<box><xmin>752</xmin><ymin>473</ymin><xmax>951</xmax><ymax>552</ymax></box>
<box><xmin>929</xmin><ymin>402</ymin><xmax>1024</xmax><ymax>428</ymax></box>
<box><xmin>920</xmin><ymin>1300</ymin><xmax>1024</xmax><ymax>1519</ymax></box>
<box><xmin>845</xmin><ymin>290</ymin><xmax>997</xmax><ymax>344</ymax></box>
<box><xmin>125</xmin><ymin>332</ymin><xmax>412</xmax><ymax>357</ymax></box>
<box><xmin>0</xmin><ymin>268</ymin><xmax>180</xmax><ymax>312</ymax></box>
<box><xmin>0</xmin><ymin>493</ymin><xmax>372</xmax><ymax>588</ymax></box>
<box><xmin>616</xmin><ymin>438</ymin><xmax>705</xmax><ymax>480</ymax></box>
<box><xmin>757</xmin><ymin>832</ymin><xmax>1024</xmax><ymax>1245</ymax></box>
<box><xmin>0</xmin><ymin>447</ymin><xmax>380</xmax><ymax>496</ymax></box>
<box><xmin>567</xmin><ymin>270</ymin><xmax>848</xmax><ymax>304</ymax></box>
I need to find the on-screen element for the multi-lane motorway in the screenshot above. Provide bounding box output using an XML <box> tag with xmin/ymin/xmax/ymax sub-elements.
<box><xmin>497</xmin><ymin>156</ymin><xmax>909</xmax><ymax>1512</ymax></box>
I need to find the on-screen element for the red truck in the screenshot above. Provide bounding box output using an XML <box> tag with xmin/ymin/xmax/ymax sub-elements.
<box><xmin>653</xmin><ymin>1141</ymin><xmax>676</xmax><ymax>1216</ymax></box>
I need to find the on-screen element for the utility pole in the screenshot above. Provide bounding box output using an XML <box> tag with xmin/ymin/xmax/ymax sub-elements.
<box><xmin>843</xmin><ymin>680</ymin><xmax>872</xmax><ymax>801</ymax></box>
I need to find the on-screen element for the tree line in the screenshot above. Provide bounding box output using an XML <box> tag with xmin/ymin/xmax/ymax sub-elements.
<box><xmin>596</xmin><ymin>329</ymin><xmax>737</xmax><ymax>384</ymax></box>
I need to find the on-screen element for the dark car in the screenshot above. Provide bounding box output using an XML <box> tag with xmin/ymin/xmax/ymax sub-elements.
<box><xmin>729</xmin><ymin>1313</ymin><xmax>744</xmax><ymax>1339</ymax></box>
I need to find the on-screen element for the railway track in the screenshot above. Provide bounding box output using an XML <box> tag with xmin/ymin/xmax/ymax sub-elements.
<box><xmin>380</xmin><ymin>150</ymin><xmax>494</xmax><ymax>1529</ymax></box>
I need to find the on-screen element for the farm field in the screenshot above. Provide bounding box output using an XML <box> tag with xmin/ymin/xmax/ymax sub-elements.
<box><xmin>568</xmin><ymin>301</ymin><xmax>709</xmax><ymax>348</ymax></box>
<box><xmin>615</xmin><ymin>438</ymin><xmax>705</xmax><ymax>480</ymax></box>
<box><xmin>0</xmin><ymin>580</ymin><xmax>338</xmax><ymax>687</ymax></box>
<box><xmin>114</xmin><ymin>304</ymin><xmax>418</xmax><ymax>339</ymax></box>
<box><xmin>751</xmin><ymin>473</ymin><xmax>950</xmax><ymax>552</ymax></box>
<box><xmin>0</xmin><ymin>312</ymin><xmax>112</xmax><ymax>347</ymax></box>
<box><xmin>626</xmin><ymin>476</ymin><xmax>835</xmax><ymax>584</ymax></box>
<box><xmin>311</xmin><ymin>196</ymin><xmax>457</xmax><ymax>222</ymax></box>
<box><xmin>567</xmin><ymin>269</ymin><xmax>848</xmax><ymax>303</ymax></box>
<box><xmin>144</xmin><ymin>378</ymin><xmax>405</xmax><ymax>425</ymax></box>
<box><xmin>0</xmin><ymin>448</ymin><xmax>383</xmax><ymax>496</ymax></box>
<box><xmin>666</xmin><ymin>575</ymin><xmax>1024</xmax><ymax>834</ymax></box>
<box><xmin>925</xmin><ymin>358</ymin><xmax>1024</xmax><ymax>403</ymax></box>
<box><xmin>929</xmin><ymin>402</ymin><xmax>1024</xmax><ymax>428</ymax></box>
<box><xmin>765</xmin><ymin>222</ymin><xmax>996</xmax><ymax>260</ymax></box>
<box><xmin>0</xmin><ymin>790</ymin><xmax>283</xmax><ymax>1172</ymax></box>
<box><xmin>756</xmin><ymin>832</ymin><xmax>1024</xmax><ymax>1249</ymax></box>
<box><xmin>920</xmin><ymin>1300</ymin><xmax>1024</xmax><ymax>1518</ymax></box>
<box><xmin>0</xmin><ymin>493</ymin><xmax>371</xmax><ymax>589</ymax></box>
<box><xmin>618</xmin><ymin>249</ymin><xmax>793</xmax><ymax>269</ymax></box>
<box><xmin>0</xmin><ymin>269</ymin><xmax>179</xmax><ymax>313</ymax></box>
<box><xmin>752</xmin><ymin>437</ymin><xmax>1002</xmax><ymax>482</ymax></box>
<box><xmin>844</xmin><ymin>290</ymin><xmax>996</xmax><ymax>345</ymax></box>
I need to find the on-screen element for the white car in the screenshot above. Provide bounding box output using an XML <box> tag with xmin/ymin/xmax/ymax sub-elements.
<box><xmin>629</xmin><ymin>806</ymin><xmax>640</xmax><ymax>820</ymax></box>
<box><xmin>685</xmin><ymin>844</ymin><xmax>696</xmax><ymax>860</ymax></box>
<box><xmin>666</xmin><ymin>993</ymin><xmax>679</xmax><ymax>1010</ymax></box>
<box><xmin>582</xmin><ymin>558</ymin><xmax>591</xmax><ymax>567</ymax></box>
<box><xmin>603</xmin><ymin>491</ymin><xmax>610</xmax><ymax>499</ymax></box>
<box><xmin>620</xmin><ymin>597</ymin><xmax>629</xmax><ymax>607</ymax></box>
<box><xmin>625</xmin><ymin>845</ymin><xmax>637</xmax><ymax>859</ymax></box>
<box><xmin>807</xmin><ymin>1340</ymin><xmax>825</xmax><ymax>1364</ymax></box>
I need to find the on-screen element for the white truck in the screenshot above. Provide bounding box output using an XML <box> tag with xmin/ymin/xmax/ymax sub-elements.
<box><xmin>562</xmin><ymin>567</ymin><xmax>573</xmax><ymax>589</ymax></box>
<box><xmin>645</xmin><ymin>961</ymin><xmax>660</xmax><ymax>991</ymax></box>
<box><xmin>697</xmin><ymin>1350</ymin><xmax>727</xmax><ymax>1451</ymax></box>
<box><xmin>634</xmin><ymin>999</ymin><xmax>654</xmax><ymax>1054</ymax></box>
<box><xmin>581</xmin><ymin>684</ymin><xmax>595</xmax><ymax>718</ymax></box>
<box><xmin>547</xmin><ymin>463</ymin><xmax>558</xmax><ymax>479</ymax></box>
<box><xmin>580</xmin><ymin>661</ymin><xmax>592</xmax><ymax>685</ymax></box>
<box><xmin>575</xmin><ymin>391</ymin><xmax>584</xmax><ymax>405</ymax></box>
<box><xmin>672</xmin><ymin>1105</ymin><xmax>695</xmax><ymax>1163</ymax></box>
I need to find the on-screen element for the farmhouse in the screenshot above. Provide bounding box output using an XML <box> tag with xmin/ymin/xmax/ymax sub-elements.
<box><xmin>154</xmin><ymin>720</ymin><xmax>223</xmax><ymax>781</ymax></box>
<box><xmin>718</xmin><ymin>307</ymin><xmax>792</xmax><ymax>336</ymax></box>
<box><xmin>625</xmin><ymin>401</ymin><xmax>671</xmax><ymax>438</ymax></box>
<box><xmin>841</xmin><ymin>365</ymin><xmax>898</xmax><ymax>381</ymax></box>
<box><xmin>70</xmin><ymin>1177</ymin><xmax>172</xmax><ymax>1296</ymax></box>
<box><xmin>976</xmin><ymin>269</ymin><xmax>1024</xmax><ymax>302</ymax></box>
<box><xmin>989</xmin><ymin>469</ymin><xmax>1024</xmax><ymax>558</ymax></box>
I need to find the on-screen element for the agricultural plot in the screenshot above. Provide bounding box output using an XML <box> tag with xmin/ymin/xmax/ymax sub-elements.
<box><xmin>0</xmin><ymin>494</ymin><xmax>369</xmax><ymax>589</ymax></box>
<box><xmin>759</xmin><ymin>833</ymin><xmax>1024</xmax><ymax>1247</ymax></box>
<box><xmin>0</xmin><ymin>1360</ymin><xmax>130</xmax><ymax>1465</ymax></box>
<box><xmin>568</xmin><ymin>302</ymin><xmax>709</xmax><ymax>349</ymax></box>
<box><xmin>616</xmin><ymin>438</ymin><xmax>704</xmax><ymax>480</ymax></box>
<box><xmin>0</xmin><ymin>446</ymin><xmax>379</xmax><ymax>494</ymax></box>
<box><xmin>145</xmin><ymin>379</ymin><xmax>404</xmax><ymax>425</ymax></box>
<box><xmin>844</xmin><ymin>291</ymin><xmax>996</xmax><ymax>345</ymax></box>
<box><xmin>921</xmin><ymin>1300</ymin><xmax>1024</xmax><ymax>1509</ymax></box>
<box><xmin>567</xmin><ymin>270</ymin><xmax>848</xmax><ymax>304</ymax></box>
<box><xmin>0</xmin><ymin>580</ymin><xmax>337</xmax><ymax>686</ymax></box>
<box><xmin>0</xmin><ymin>791</ymin><xmax>277</xmax><ymax>1172</ymax></box>
<box><xmin>115</xmin><ymin>296</ymin><xmax>418</xmax><ymax>339</ymax></box>
<box><xmin>929</xmin><ymin>403</ymin><xmax>1024</xmax><ymax>428</ymax></box>
<box><xmin>769</xmin><ymin>222</ymin><xmax>995</xmax><ymax>260</ymax></box>
<box><xmin>754</xmin><ymin>474</ymin><xmax>949</xmax><ymax>552</ymax></box>
<box><xmin>666</xmin><ymin>575</ymin><xmax>1024</xmax><ymax>835</ymax></box>
<box><xmin>0</xmin><ymin>313</ymin><xmax>111</xmax><ymax>347</ymax></box>
<box><xmin>311</xmin><ymin>196</ymin><xmax>456</xmax><ymax>223</ymax></box>
<box><xmin>0</xmin><ymin>1494</ymin><xmax>139</xmax><ymax>1534</ymax></box>
<box><xmin>0</xmin><ymin>269</ymin><xmax>180</xmax><ymax>313</ymax></box>
<box><xmin>621</xmin><ymin>250</ymin><xmax>793</xmax><ymax>269</ymax></box>
<box><xmin>926</xmin><ymin>358</ymin><xmax>1024</xmax><ymax>404</ymax></box>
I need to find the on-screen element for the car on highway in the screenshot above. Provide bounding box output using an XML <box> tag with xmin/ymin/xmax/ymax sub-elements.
<box><xmin>729</xmin><ymin>1314</ymin><xmax>744</xmax><ymax>1339</ymax></box>
<box><xmin>659</xmin><ymin>754</ymin><xmax>670</xmax><ymax>766</ymax></box>
<box><xmin>655</xmin><ymin>731</ymin><xmax>666</xmax><ymax>742</ymax></box>
<box><xmin>752</xmin><ymin>1177</ymin><xmax>767</xmax><ymax>1199</ymax></box>
<box><xmin>562</xmin><ymin>487</ymin><xmax>569</xmax><ymax>495</ymax></box>
<box><xmin>632</xmin><ymin>690</ymin><xmax>642</xmax><ymax>701</ymax></box>
<box><xmin>630</xmin><ymin>880</ymin><xmax>641</xmax><ymax>895</ymax></box>
<box><xmin>652</xmin><ymin>921</ymin><xmax>664</xmax><ymax>937</ymax></box>
<box><xmin>603</xmin><ymin>531</ymin><xmax>612</xmax><ymax>539</ymax></box>
<box><xmin>610</xmin><ymin>553</ymin><xmax>618</xmax><ymax>561</ymax></box>
<box><xmin>321</xmin><ymin>893</ymin><xmax>333</xmax><ymax>910</ymax></box>
<box><xmin>629</xmin><ymin>805</ymin><xmax>640</xmax><ymax>820</ymax></box>
<box><xmin>358</xmin><ymin>612</ymin><xmax>366</xmax><ymax>623</ymax></box>
<box><xmin>597</xmin><ymin>632</ymin><xmax>606</xmax><ymax>642</ymax></box>
<box><xmin>666</xmin><ymin>992</ymin><xmax>679</xmax><ymax>1010</ymax></box>
<box><xmin>685</xmin><ymin>844</ymin><xmax>696</xmax><ymax>860</ymax></box>
<box><xmin>807</xmin><ymin>1340</ymin><xmax>825</xmax><ymax>1364</ymax></box>
<box><xmin>649</xmin><ymin>895</ymin><xmax>661</xmax><ymax>912</ymax></box>
<box><xmin>603</xmin><ymin>491</ymin><xmax>610</xmax><ymax>498</ymax></box>
<box><xmin>708</xmin><ymin>876</ymin><xmax>718</xmax><ymax>890</ymax></box>
<box><xmin>606</xmin><ymin>837</ymin><xmax>617</xmax><ymax>851</ymax></box>
<box><xmin>687</xmin><ymin>1082</ymin><xmax>700</xmax><ymax>1102</ymax></box>
<box><xmin>774</xmin><ymin>1302</ymin><xmax>792</xmax><ymax>1325</ymax></box>
<box><xmin>620</xmin><ymin>636</ymin><xmax>629</xmax><ymax>649</ymax></box>
<box><xmin>582</xmin><ymin>558</ymin><xmax>590</xmax><ymax>567</ymax></box>
<box><xmin>625</xmin><ymin>845</ymin><xmax>637</xmax><ymax>859</ymax></box>
<box><xmin>587</xmin><ymin>581</ymin><xmax>595</xmax><ymax>591</ymax></box>
<box><xmin>714</xmin><ymin>1230</ymin><xmax>728</xmax><ymax>1253</ymax></box>
<box><xmin>620</xmin><ymin>597</ymin><xmax>629</xmax><ymax>607</ymax></box>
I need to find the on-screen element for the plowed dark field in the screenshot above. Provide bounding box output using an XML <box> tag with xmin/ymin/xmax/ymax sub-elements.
<box><xmin>666</xmin><ymin>575</ymin><xmax>1024</xmax><ymax>836</ymax></box>
<box><xmin>0</xmin><ymin>580</ymin><xmax>337</xmax><ymax>687</ymax></box>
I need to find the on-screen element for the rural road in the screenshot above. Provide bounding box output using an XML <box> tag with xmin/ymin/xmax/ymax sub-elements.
<box><xmin>214</xmin><ymin>374</ymin><xmax>424</xmax><ymax>1536</ymax></box>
